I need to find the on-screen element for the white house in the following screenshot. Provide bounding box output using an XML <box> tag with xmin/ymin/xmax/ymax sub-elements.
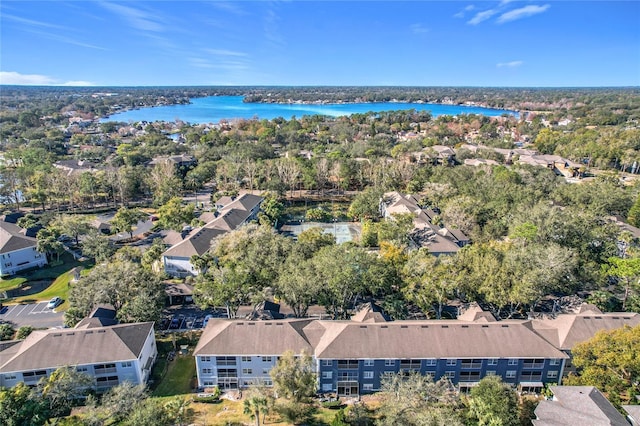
<box><xmin>0</xmin><ymin>221</ymin><xmax>47</xmax><ymax>276</ymax></box>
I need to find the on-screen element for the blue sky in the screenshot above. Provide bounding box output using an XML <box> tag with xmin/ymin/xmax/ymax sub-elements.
<box><xmin>1</xmin><ymin>1</ymin><xmax>638</xmax><ymax>87</ymax></box>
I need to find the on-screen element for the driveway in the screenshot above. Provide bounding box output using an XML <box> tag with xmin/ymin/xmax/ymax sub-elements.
<box><xmin>0</xmin><ymin>302</ymin><xmax>65</xmax><ymax>329</ymax></box>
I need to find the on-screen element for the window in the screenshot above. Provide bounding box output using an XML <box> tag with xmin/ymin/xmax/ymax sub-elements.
<box><xmin>262</xmin><ymin>368</ymin><xmax>269</xmax><ymax>375</ymax></box>
<box><xmin>426</xmin><ymin>359</ymin><xmax>437</xmax><ymax>367</ymax></box>
<box><xmin>203</xmin><ymin>381</ymin><xmax>215</xmax><ymax>386</ymax></box>
<box><xmin>216</xmin><ymin>356</ymin><xmax>236</xmax><ymax>366</ymax></box>
<box><xmin>261</xmin><ymin>356</ymin><xmax>273</xmax><ymax>363</ymax></box>
<box><xmin>322</xmin><ymin>383</ymin><xmax>333</xmax><ymax>392</ymax></box>
<box><xmin>121</xmin><ymin>362</ymin><xmax>132</xmax><ymax>368</ymax></box>
<box><xmin>322</xmin><ymin>371</ymin><xmax>333</xmax><ymax>379</ymax></box>
<box><xmin>4</xmin><ymin>374</ymin><xmax>16</xmax><ymax>380</ymax></box>
<box><xmin>321</xmin><ymin>360</ymin><xmax>332</xmax><ymax>367</ymax></box>
<box><xmin>444</xmin><ymin>371</ymin><xmax>455</xmax><ymax>379</ymax></box>
<box><xmin>241</xmin><ymin>356</ymin><xmax>252</xmax><ymax>362</ymax></box>
<box><xmin>263</xmin><ymin>379</ymin><xmax>273</xmax><ymax>386</ymax></box>
<box><xmin>202</xmin><ymin>368</ymin><xmax>213</xmax><ymax>374</ymax></box>
<box><xmin>459</xmin><ymin>371</ymin><xmax>481</xmax><ymax>382</ymax></box>
<box><xmin>486</xmin><ymin>371</ymin><xmax>496</xmax><ymax>376</ymax></box>
<box><xmin>76</xmin><ymin>367</ymin><xmax>88</xmax><ymax>373</ymax></box>
<box><xmin>461</xmin><ymin>359</ymin><xmax>482</xmax><ymax>369</ymax></box>
<box><xmin>385</xmin><ymin>359</ymin><xmax>395</xmax><ymax>367</ymax></box>
<box><xmin>400</xmin><ymin>360</ymin><xmax>421</xmax><ymax>369</ymax></box>
<box><xmin>363</xmin><ymin>371</ymin><xmax>374</xmax><ymax>379</ymax></box>
<box><xmin>446</xmin><ymin>359</ymin><xmax>457</xmax><ymax>366</ymax></box>
<box><xmin>550</xmin><ymin>359</ymin><xmax>560</xmax><ymax>366</ymax></box>
<box><xmin>547</xmin><ymin>371</ymin><xmax>558</xmax><ymax>379</ymax></box>
<box><xmin>507</xmin><ymin>359</ymin><xmax>518</xmax><ymax>366</ymax></box>
<box><xmin>201</xmin><ymin>356</ymin><xmax>211</xmax><ymax>362</ymax></box>
<box><xmin>363</xmin><ymin>383</ymin><xmax>374</xmax><ymax>391</ymax></box>
<box><xmin>487</xmin><ymin>358</ymin><xmax>498</xmax><ymax>366</ymax></box>
<box><xmin>505</xmin><ymin>370</ymin><xmax>516</xmax><ymax>379</ymax></box>
<box><xmin>364</xmin><ymin>359</ymin><xmax>374</xmax><ymax>367</ymax></box>
<box><xmin>242</xmin><ymin>368</ymin><xmax>253</xmax><ymax>375</ymax></box>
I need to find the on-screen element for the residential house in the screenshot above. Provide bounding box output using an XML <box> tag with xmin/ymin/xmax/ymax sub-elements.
<box><xmin>53</xmin><ymin>159</ymin><xmax>104</xmax><ymax>176</ymax></box>
<box><xmin>0</xmin><ymin>316</ymin><xmax>156</xmax><ymax>392</ymax></box>
<box><xmin>380</xmin><ymin>191</ymin><xmax>470</xmax><ymax>255</ymax></box>
<box><xmin>162</xmin><ymin>193</ymin><xmax>263</xmax><ymax>277</ymax></box>
<box><xmin>0</xmin><ymin>221</ymin><xmax>47</xmax><ymax>276</ymax></box>
<box><xmin>533</xmin><ymin>386</ymin><xmax>629</xmax><ymax>426</ymax></box>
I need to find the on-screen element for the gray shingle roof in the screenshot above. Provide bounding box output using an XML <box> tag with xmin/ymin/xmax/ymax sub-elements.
<box><xmin>0</xmin><ymin>322</ymin><xmax>154</xmax><ymax>373</ymax></box>
<box><xmin>534</xmin><ymin>386</ymin><xmax>628</xmax><ymax>426</ymax></box>
<box><xmin>194</xmin><ymin>317</ymin><xmax>568</xmax><ymax>360</ymax></box>
<box><xmin>0</xmin><ymin>221</ymin><xmax>37</xmax><ymax>254</ymax></box>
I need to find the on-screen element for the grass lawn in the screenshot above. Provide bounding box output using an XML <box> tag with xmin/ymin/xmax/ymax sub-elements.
<box><xmin>0</xmin><ymin>276</ymin><xmax>27</xmax><ymax>293</ymax></box>
<box><xmin>152</xmin><ymin>354</ymin><xmax>196</xmax><ymax>397</ymax></box>
<box><xmin>1</xmin><ymin>253</ymin><xmax>94</xmax><ymax>308</ymax></box>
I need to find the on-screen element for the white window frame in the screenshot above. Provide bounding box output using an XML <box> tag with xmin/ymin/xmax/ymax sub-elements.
<box><xmin>241</xmin><ymin>356</ymin><xmax>252</xmax><ymax>362</ymax></box>
<box><xmin>363</xmin><ymin>371</ymin><xmax>374</xmax><ymax>379</ymax></box>
<box><xmin>425</xmin><ymin>358</ymin><xmax>437</xmax><ymax>367</ymax></box>
<box><xmin>322</xmin><ymin>371</ymin><xmax>333</xmax><ymax>379</ymax></box>
<box><xmin>242</xmin><ymin>368</ymin><xmax>253</xmax><ymax>375</ymax></box>
<box><xmin>322</xmin><ymin>383</ymin><xmax>333</xmax><ymax>391</ymax></box>
<box><xmin>508</xmin><ymin>359</ymin><xmax>518</xmax><ymax>366</ymax></box>
<box><xmin>362</xmin><ymin>383</ymin><xmax>374</xmax><ymax>391</ymax></box>
<box><xmin>505</xmin><ymin>370</ymin><xmax>516</xmax><ymax>378</ymax></box>
<box><xmin>385</xmin><ymin>359</ymin><xmax>395</xmax><ymax>367</ymax></box>
<box><xmin>446</xmin><ymin>359</ymin><xmax>457</xmax><ymax>366</ymax></box>
<box><xmin>547</xmin><ymin>371</ymin><xmax>558</xmax><ymax>379</ymax></box>
<box><xmin>364</xmin><ymin>359</ymin><xmax>374</xmax><ymax>367</ymax></box>
<box><xmin>550</xmin><ymin>358</ymin><xmax>560</xmax><ymax>366</ymax></box>
<box><xmin>321</xmin><ymin>359</ymin><xmax>332</xmax><ymax>366</ymax></box>
<box><xmin>487</xmin><ymin>358</ymin><xmax>498</xmax><ymax>366</ymax></box>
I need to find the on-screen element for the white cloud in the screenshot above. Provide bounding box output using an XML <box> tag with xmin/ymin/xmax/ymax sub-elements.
<box><xmin>410</xmin><ymin>23</ymin><xmax>428</xmax><ymax>34</ymax></box>
<box><xmin>101</xmin><ymin>2</ymin><xmax>164</xmax><ymax>32</ymax></box>
<box><xmin>496</xmin><ymin>61</ymin><xmax>523</xmax><ymax>68</ymax></box>
<box><xmin>467</xmin><ymin>9</ymin><xmax>498</xmax><ymax>25</ymax></box>
<box><xmin>2</xmin><ymin>13</ymin><xmax>67</xmax><ymax>30</ymax></box>
<box><xmin>204</xmin><ymin>49</ymin><xmax>248</xmax><ymax>57</ymax></box>
<box><xmin>454</xmin><ymin>4</ymin><xmax>475</xmax><ymax>18</ymax></box>
<box><xmin>497</xmin><ymin>4</ymin><xmax>550</xmax><ymax>23</ymax></box>
<box><xmin>0</xmin><ymin>71</ymin><xmax>94</xmax><ymax>86</ymax></box>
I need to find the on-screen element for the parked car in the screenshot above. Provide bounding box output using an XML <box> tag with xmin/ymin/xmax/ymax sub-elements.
<box><xmin>47</xmin><ymin>297</ymin><xmax>62</xmax><ymax>309</ymax></box>
<box><xmin>203</xmin><ymin>314</ymin><xmax>213</xmax><ymax>327</ymax></box>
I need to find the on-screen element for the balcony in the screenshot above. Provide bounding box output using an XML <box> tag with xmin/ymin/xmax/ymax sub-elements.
<box><xmin>460</xmin><ymin>360</ymin><xmax>483</xmax><ymax>369</ymax></box>
<box><xmin>337</xmin><ymin>360</ymin><xmax>359</xmax><ymax>369</ymax></box>
<box><xmin>94</xmin><ymin>367</ymin><xmax>117</xmax><ymax>374</ymax></box>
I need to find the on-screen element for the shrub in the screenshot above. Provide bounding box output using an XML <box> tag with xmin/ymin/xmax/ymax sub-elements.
<box><xmin>305</xmin><ymin>208</ymin><xmax>331</xmax><ymax>222</ymax></box>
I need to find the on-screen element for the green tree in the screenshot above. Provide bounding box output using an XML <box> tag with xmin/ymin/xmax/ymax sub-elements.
<box><xmin>16</xmin><ymin>325</ymin><xmax>34</xmax><ymax>339</ymax></box>
<box><xmin>0</xmin><ymin>324</ymin><xmax>15</xmax><ymax>340</ymax></box>
<box><xmin>260</xmin><ymin>191</ymin><xmax>285</xmax><ymax>226</ymax></box>
<box><xmin>243</xmin><ymin>383</ymin><xmax>273</xmax><ymax>426</ymax></box>
<box><xmin>270</xmin><ymin>350</ymin><xmax>317</xmax><ymax>403</ymax></box>
<box><xmin>275</xmin><ymin>255</ymin><xmax>323</xmax><ymax>318</ymax></box>
<box><xmin>81</xmin><ymin>231</ymin><xmax>115</xmax><ymax>262</ymax></box>
<box><xmin>564</xmin><ymin>324</ymin><xmax>640</xmax><ymax>408</ymax></box>
<box><xmin>376</xmin><ymin>371</ymin><xmax>464</xmax><ymax>426</ymax></box>
<box><xmin>64</xmin><ymin>261</ymin><xmax>165</xmax><ymax>326</ymax></box>
<box><xmin>296</xmin><ymin>226</ymin><xmax>335</xmax><ymax>259</ymax></box>
<box><xmin>605</xmin><ymin>256</ymin><xmax>640</xmax><ymax>311</ymax></box>
<box><xmin>53</xmin><ymin>214</ymin><xmax>91</xmax><ymax>246</ymax></box>
<box><xmin>0</xmin><ymin>382</ymin><xmax>49</xmax><ymax>426</ymax></box>
<box><xmin>348</xmin><ymin>187</ymin><xmax>383</xmax><ymax>221</ymax></box>
<box><xmin>628</xmin><ymin>195</ymin><xmax>640</xmax><ymax>227</ymax></box>
<box><xmin>38</xmin><ymin>366</ymin><xmax>94</xmax><ymax>419</ymax></box>
<box><xmin>468</xmin><ymin>375</ymin><xmax>519</xmax><ymax>426</ymax></box>
<box><xmin>157</xmin><ymin>197</ymin><xmax>195</xmax><ymax>231</ymax></box>
<box><xmin>402</xmin><ymin>250</ymin><xmax>458</xmax><ymax>319</ymax></box>
<box><xmin>111</xmin><ymin>207</ymin><xmax>147</xmax><ymax>239</ymax></box>
<box><xmin>141</xmin><ymin>237</ymin><xmax>166</xmax><ymax>271</ymax></box>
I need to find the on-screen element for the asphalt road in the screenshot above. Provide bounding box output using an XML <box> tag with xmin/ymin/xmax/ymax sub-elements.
<box><xmin>0</xmin><ymin>302</ymin><xmax>65</xmax><ymax>329</ymax></box>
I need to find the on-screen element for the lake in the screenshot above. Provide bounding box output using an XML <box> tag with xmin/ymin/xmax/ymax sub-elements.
<box><xmin>102</xmin><ymin>96</ymin><xmax>517</xmax><ymax>124</ymax></box>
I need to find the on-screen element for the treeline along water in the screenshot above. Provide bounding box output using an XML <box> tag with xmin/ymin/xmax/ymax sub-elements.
<box><xmin>102</xmin><ymin>96</ymin><xmax>518</xmax><ymax>124</ymax></box>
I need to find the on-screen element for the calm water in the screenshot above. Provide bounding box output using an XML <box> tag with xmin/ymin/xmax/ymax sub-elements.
<box><xmin>102</xmin><ymin>96</ymin><xmax>517</xmax><ymax>124</ymax></box>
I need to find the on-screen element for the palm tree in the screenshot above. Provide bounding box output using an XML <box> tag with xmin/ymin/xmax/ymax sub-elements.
<box><xmin>243</xmin><ymin>384</ymin><xmax>272</xmax><ymax>426</ymax></box>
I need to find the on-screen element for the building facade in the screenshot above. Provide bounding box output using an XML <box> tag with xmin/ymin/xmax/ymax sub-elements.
<box><xmin>193</xmin><ymin>304</ymin><xmax>639</xmax><ymax>397</ymax></box>
<box><xmin>0</xmin><ymin>221</ymin><xmax>48</xmax><ymax>276</ymax></box>
<box><xmin>0</xmin><ymin>322</ymin><xmax>157</xmax><ymax>392</ymax></box>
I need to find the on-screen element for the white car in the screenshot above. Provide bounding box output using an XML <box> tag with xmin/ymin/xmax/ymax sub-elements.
<box><xmin>203</xmin><ymin>314</ymin><xmax>213</xmax><ymax>327</ymax></box>
<box><xmin>47</xmin><ymin>297</ymin><xmax>62</xmax><ymax>309</ymax></box>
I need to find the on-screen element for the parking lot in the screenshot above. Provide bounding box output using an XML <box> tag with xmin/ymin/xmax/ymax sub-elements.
<box><xmin>158</xmin><ymin>305</ymin><xmax>228</xmax><ymax>332</ymax></box>
<box><xmin>0</xmin><ymin>302</ymin><xmax>65</xmax><ymax>329</ymax></box>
